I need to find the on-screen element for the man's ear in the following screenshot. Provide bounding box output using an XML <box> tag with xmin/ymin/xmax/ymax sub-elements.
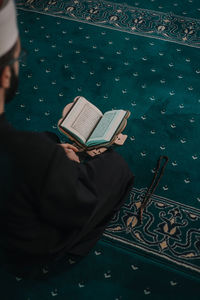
<box><xmin>0</xmin><ymin>66</ymin><xmax>11</xmax><ymax>89</ymax></box>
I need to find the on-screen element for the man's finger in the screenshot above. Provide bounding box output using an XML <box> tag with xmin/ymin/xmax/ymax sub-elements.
<box><xmin>65</xmin><ymin>144</ymin><xmax>79</xmax><ymax>152</ymax></box>
<box><xmin>75</xmin><ymin>157</ymin><xmax>80</xmax><ymax>163</ymax></box>
<box><xmin>59</xmin><ymin>143</ymin><xmax>79</xmax><ymax>152</ymax></box>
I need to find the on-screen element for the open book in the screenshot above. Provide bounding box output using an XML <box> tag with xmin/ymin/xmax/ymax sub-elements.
<box><xmin>58</xmin><ymin>96</ymin><xmax>130</xmax><ymax>150</ymax></box>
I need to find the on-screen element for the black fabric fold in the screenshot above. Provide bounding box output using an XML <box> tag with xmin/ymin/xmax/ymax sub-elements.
<box><xmin>0</xmin><ymin>114</ymin><xmax>134</xmax><ymax>267</ymax></box>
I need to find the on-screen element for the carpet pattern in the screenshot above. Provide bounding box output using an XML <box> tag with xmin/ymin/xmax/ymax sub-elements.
<box><xmin>17</xmin><ymin>0</ymin><xmax>200</xmax><ymax>47</ymax></box>
<box><xmin>110</xmin><ymin>0</ymin><xmax>200</xmax><ymax>19</ymax></box>
<box><xmin>0</xmin><ymin>0</ymin><xmax>200</xmax><ymax>299</ymax></box>
<box><xmin>105</xmin><ymin>187</ymin><xmax>200</xmax><ymax>273</ymax></box>
<box><xmin>1</xmin><ymin>240</ymin><xmax>200</xmax><ymax>300</ymax></box>
<box><xmin>11</xmin><ymin>0</ymin><xmax>200</xmax><ymax>276</ymax></box>
<box><xmin>0</xmin><ymin>1</ymin><xmax>198</xmax><ymax>295</ymax></box>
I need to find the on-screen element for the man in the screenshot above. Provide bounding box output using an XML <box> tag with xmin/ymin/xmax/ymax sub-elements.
<box><xmin>0</xmin><ymin>0</ymin><xmax>134</xmax><ymax>275</ymax></box>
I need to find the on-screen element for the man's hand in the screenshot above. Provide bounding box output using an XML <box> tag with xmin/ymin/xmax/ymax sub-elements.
<box><xmin>86</xmin><ymin>147</ymin><xmax>108</xmax><ymax>157</ymax></box>
<box><xmin>59</xmin><ymin>143</ymin><xmax>80</xmax><ymax>163</ymax></box>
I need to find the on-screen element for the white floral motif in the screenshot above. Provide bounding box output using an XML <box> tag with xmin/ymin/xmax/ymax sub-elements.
<box><xmin>78</xmin><ymin>282</ymin><xmax>85</xmax><ymax>288</ymax></box>
<box><xmin>51</xmin><ymin>289</ymin><xmax>58</xmax><ymax>296</ymax></box>
<box><xmin>144</xmin><ymin>288</ymin><xmax>151</xmax><ymax>295</ymax></box>
<box><xmin>131</xmin><ymin>265</ymin><xmax>139</xmax><ymax>270</ymax></box>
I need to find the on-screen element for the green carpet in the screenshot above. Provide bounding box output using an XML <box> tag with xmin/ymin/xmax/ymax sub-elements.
<box><xmin>1</xmin><ymin>0</ymin><xmax>200</xmax><ymax>298</ymax></box>
<box><xmin>1</xmin><ymin>240</ymin><xmax>200</xmax><ymax>300</ymax></box>
<box><xmin>108</xmin><ymin>0</ymin><xmax>200</xmax><ymax>19</ymax></box>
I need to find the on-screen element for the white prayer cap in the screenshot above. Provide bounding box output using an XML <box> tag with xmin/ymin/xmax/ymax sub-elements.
<box><xmin>0</xmin><ymin>0</ymin><xmax>19</xmax><ymax>57</ymax></box>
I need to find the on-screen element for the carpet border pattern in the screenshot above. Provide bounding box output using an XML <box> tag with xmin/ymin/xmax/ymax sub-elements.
<box><xmin>16</xmin><ymin>0</ymin><xmax>200</xmax><ymax>48</ymax></box>
<box><xmin>104</xmin><ymin>187</ymin><xmax>200</xmax><ymax>274</ymax></box>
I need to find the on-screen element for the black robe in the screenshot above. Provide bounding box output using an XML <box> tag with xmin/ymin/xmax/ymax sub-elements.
<box><xmin>0</xmin><ymin>113</ymin><xmax>134</xmax><ymax>265</ymax></box>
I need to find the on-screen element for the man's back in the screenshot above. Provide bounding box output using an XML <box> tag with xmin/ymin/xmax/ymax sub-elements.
<box><xmin>0</xmin><ymin>113</ymin><xmax>134</xmax><ymax>267</ymax></box>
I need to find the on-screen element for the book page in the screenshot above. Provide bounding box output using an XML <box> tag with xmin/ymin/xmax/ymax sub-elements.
<box><xmin>86</xmin><ymin>110</ymin><xmax>126</xmax><ymax>146</ymax></box>
<box><xmin>61</xmin><ymin>97</ymin><xmax>103</xmax><ymax>143</ymax></box>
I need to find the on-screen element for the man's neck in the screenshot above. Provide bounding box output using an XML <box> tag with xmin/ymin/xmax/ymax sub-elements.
<box><xmin>0</xmin><ymin>89</ymin><xmax>5</xmax><ymax>114</ymax></box>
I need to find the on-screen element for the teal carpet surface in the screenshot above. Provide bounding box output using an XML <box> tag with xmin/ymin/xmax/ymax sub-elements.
<box><xmin>1</xmin><ymin>0</ymin><xmax>200</xmax><ymax>298</ymax></box>
<box><xmin>1</xmin><ymin>240</ymin><xmax>200</xmax><ymax>300</ymax></box>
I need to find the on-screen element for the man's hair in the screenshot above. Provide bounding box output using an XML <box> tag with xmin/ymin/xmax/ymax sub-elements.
<box><xmin>0</xmin><ymin>41</ymin><xmax>17</xmax><ymax>78</ymax></box>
